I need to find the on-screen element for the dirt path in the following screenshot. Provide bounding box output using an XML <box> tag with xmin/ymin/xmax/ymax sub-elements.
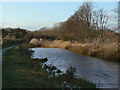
<box><xmin>0</xmin><ymin>44</ymin><xmax>22</xmax><ymax>89</ymax></box>
<box><xmin>2</xmin><ymin>45</ymin><xmax>20</xmax><ymax>54</ymax></box>
<box><xmin>1</xmin><ymin>44</ymin><xmax>22</xmax><ymax>64</ymax></box>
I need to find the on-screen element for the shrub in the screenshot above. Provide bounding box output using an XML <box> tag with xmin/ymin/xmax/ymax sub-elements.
<box><xmin>65</xmin><ymin>67</ymin><xmax>76</xmax><ymax>83</ymax></box>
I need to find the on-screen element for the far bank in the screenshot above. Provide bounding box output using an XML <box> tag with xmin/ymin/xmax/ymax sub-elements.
<box><xmin>29</xmin><ymin>38</ymin><xmax>119</xmax><ymax>63</ymax></box>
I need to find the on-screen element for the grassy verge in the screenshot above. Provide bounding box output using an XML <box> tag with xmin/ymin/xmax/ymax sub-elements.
<box><xmin>2</xmin><ymin>38</ymin><xmax>28</xmax><ymax>48</ymax></box>
<box><xmin>0</xmin><ymin>44</ymin><xmax>2</xmax><ymax>50</ymax></box>
<box><xmin>2</xmin><ymin>44</ymin><xmax>96</xmax><ymax>88</ymax></box>
<box><xmin>2</xmin><ymin>43</ymin><xmax>21</xmax><ymax>48</ymax></box>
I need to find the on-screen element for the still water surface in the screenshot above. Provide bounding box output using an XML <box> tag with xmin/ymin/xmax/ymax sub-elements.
<box><xmin>30</xmin><ymin>48</ymin><xmax>118</xmax><ymax>88</ymax></box>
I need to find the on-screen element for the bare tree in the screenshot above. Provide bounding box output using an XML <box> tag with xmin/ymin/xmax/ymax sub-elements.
<box><xmin>98</xmin><ymin>9</ymin><xmax>109</xmax><ymax>31</ymax></box>
<box><xmin>75</xmin><ymin>2</ymin><xmax>93</xmax><ymax>29</ymax></box>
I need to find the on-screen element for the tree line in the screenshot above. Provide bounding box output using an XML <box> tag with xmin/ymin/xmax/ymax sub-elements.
<box><xmin>33</xmin><ymin>2</ymin><xmax>113</xmax><ymax>43</ymax></box>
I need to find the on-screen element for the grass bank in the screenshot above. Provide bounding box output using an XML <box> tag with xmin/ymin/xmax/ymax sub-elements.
<box><xmin>2</xmin><ymin>38</ymin><xmax>28</xmax><ymax>48</ymax></box>
<box><xmin>29</xmin><ymin>38</ymin><xmax>119</xmax><ymax>62</ymax></box>
<box><xmin>3</xmin><ymin>44</ymin><xmax>96</xmax><ymax>88</ymax></box>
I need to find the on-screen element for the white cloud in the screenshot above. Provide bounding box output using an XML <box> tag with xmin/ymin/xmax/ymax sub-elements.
<box><xmin>0</xmin><ymin>21</ymin><xmax>50</xmax><ymax>31</ymax></box>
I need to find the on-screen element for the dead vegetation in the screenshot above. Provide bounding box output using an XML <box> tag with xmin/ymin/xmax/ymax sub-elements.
<box><xmin>29</xmin><ymin>31</ymin><xmax>119</xmax><ymax>62</ymax></box>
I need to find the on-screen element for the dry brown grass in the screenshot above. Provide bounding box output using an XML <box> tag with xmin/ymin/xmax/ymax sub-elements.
<box><xmin>40</xmin><ymin>40</ymin><xmax>71</xmax><ymax>49</ymax></box>
<box><xmin>29</xmin><ymin>33</ymin><xmax>119</xmax><ymax>62</ymax></box>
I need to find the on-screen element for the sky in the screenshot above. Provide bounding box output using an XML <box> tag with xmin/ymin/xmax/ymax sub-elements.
<box><xmin>0</xmin><ymin>2</ymin><xmax>118</xmax><ymax>31</ymax></box>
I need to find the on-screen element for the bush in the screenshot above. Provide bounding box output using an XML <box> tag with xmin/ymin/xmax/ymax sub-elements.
<box><xmin>65</xmin><ymin>67</ymin><xmax>76</xmax><ymax>83</ymax></box>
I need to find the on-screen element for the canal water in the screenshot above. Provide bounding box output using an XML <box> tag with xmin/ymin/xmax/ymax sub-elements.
<box><xmin>30</xmin><ymin>48</ymin><xmax>119</xmax><ymax>88</ymax></box>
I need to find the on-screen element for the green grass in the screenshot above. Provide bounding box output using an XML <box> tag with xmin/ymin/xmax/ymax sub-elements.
<box><xmin>2</xmin><ymin>44</ymin><xmax>96</xmax><ymax>88</ymax></box>
<box><xmin>0</xmin><ymin>44</ymin><xmax>2</xmax><ymax>50</ymax></box>
<box><xmin>2</xmin><ymin>42</ymin><xmax>22</xmax><ymax>48</ymax></box>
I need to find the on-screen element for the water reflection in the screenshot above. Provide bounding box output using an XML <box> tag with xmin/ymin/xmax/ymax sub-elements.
<box><xmin>30</xmin><ymin>48</ymin><xmax>118</xmax><ymax>88</ymax></box>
